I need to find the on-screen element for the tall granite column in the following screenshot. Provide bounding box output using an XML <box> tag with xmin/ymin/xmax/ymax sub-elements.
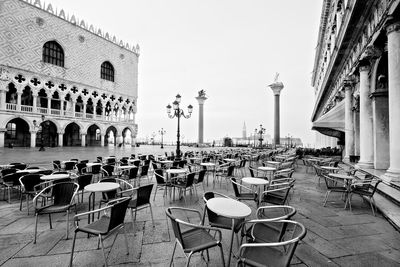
<box><xmin>356</xmin><ymin>60</ymin><xmax>374</xmax><ymax>169</ymax></box>
<box><xmin>384</xmin><ymin>20</ymin><xmax>400</xmax><ymax>181</ymax></box>
<box><xmin>268</xmin><ymin>82</ymin><xmax>284</xmax><ymax>146</ymax></box>
<box><xmin>343</xmin><ymin>80</ymin><xmax>354</xmax><ymax>162</ymax></box>
<box><xmin>195</xmin><ymin>94</ymin><xmax>207</xmax><ymax>144</ymax></box>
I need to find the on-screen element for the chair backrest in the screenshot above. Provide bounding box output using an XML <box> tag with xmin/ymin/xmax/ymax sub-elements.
<box><xmin>247</xmin><ymin>220</ymin><xmax>306</xmax><ymax>267</ymax></box>
<box><xmin>26</xmin><ymin>166</ymin><xmax>40</xmax><ymax>170</ymax></box>
<box><xmin>76</xmin><ymin>163</ymin><xmax>87</xmax><ymax>174</ymax></box>
<box><xmin>165</xmin><ymin>207</ymin><xmax>185</xmax><ymax>248</ymax></box>
<box><xmin>12</xmin><ymin>163</ymin><xmax>27</xmax><ymax>170</ymax></box>
<box><xmin>64</xmin><ymin>161</ymin><xmax>76</xmax><ymax>171</ymax></box>
<box><xmin>1</xmin><ymin>168</ymin><xmax>17</xmax><ymax>177</ymax></box>
<box><xmin>136</xmin><ymin>184</ymin><xmax>153</xmax><ymax>206</ymax></box>
<box><xmin>77</xmin><ymin>174</ymin><xmax>93</xmax><ymax>190</ymax></box>
<box><xmin>96</xmin><ymin>156</ymin><xmax>103</xmax><ymax>163</ymax></box>
<box><xmin>227</xmin><ymin>165</ymin><xmax>235</xmax><ymax>176</ymax></box>
<box><xmin>140</xmin><ymin>165</ymin><xmax>149</xmax><ymax>176</ymax></box>
<box><xmin>52</xmin><ymin>182</ymin><xmax>78</xmax><ymax>206</ymax></box>
<box><xmin>129</xmin><ymin>167</ymin><xmax>139</xmax><ymax>179</ymax></box>
<box><xmin>154</xmin><ymin>169</ymin><xmax>166</xmax><ymax>185</ymax></box>
<box><xmin>102</xmin><ymin>165</ymin><xmax>114</xmax><ymax>176</ymax></box>
<box><xmin>230</xmin><ymin>177</ymin><xmax>241</xmax><ymax>197</ymax></box>
<box><xmin>120</xmin><ymin>158</ymin><xmax>128</xmax><ymax>165</ymax></box>
<box><xmin>106</xmin><ymin>158</ymin><xmax>116</xmax><ymax>165</ymax></box>
<box><xmin>19</xmin><ymin>174</ymin><xmax>42</xmax><ymax>192</ymax></box>
<box><xmin>185</xmin><ymin>172</ymin><xmax>196</xmax><ymax>187</ymax></box>
<box><xmin>196</xmin><ymin>169</ymin><xmax>207</xmax><ymax>183</ymax></box>
<box><xmin>91</xmin><ymin>164</ymin><xmax>102</xmax><ymax>174</ymax></box>
<box><xmin>133</xmin><ymin>160</ymin><xmax>140</xmax><ymax>167</ymax></box>
<box><xmin>107</xmin><ymin>197</ymin><xmax>131</xmax><ymax>232</ymax></box>
<box><xmin>4</xmin><ymin>172</ymin><xmax>27</xmax><ymax>186</ymax></box>
<box><xmin>80</xmin><ymin>160</ymin><xmax>89</xmax><ymax>164</ymax></box>
<box><xmin>38</xmin><ymin>169</ymin><xmax>53</xmax><ymax>175</ymax></box>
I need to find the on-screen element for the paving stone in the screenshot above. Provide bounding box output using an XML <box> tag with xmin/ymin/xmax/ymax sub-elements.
<box><xmin>15</xmin><ymin>229</ymin><xmax>65</xmax><ymax>257</ymax></box>
<box><xmin>107</xmin><ymin>233</ymin><xmax>142</xmax><ymax>265</ymax></box>
<box><xmin>2</xmin><ymin>253</ymin><xmax>70</xmax><ymax>267</ymax></box>
<box><xmin>296</xmin><ymin>218</ymin><xmax>346</xmax><ymax>240</ymax></box>
<box><xmin>332</xmin><ymin>252</ymin><xmax>400</xmax><ymax>267</ymax></box>
<box><xmin>142</xmin><ymin>219</ymin><xmax>170</xmax><ymax>244</ymax></box>
<box><xmin>0</xmin><ymin>244</ymin><xmax>26</xmax><ymax>265</ymax></box>
<box><xmin>379</xmin><ymin>249</ymin><xmax>400</xmax><ymax>264</ymax></box>
<box><xmin>331</xmin><ymin>235</ymin><xmax>391</xmax><ymax>254</ymax></box>
<box><xmin>304</xmin><ymin>231</ymin><xmax>352</xmax><ymax>258</ymax></box>
<box><xmin>295</xmin><ymin>243</ymin><xmax>340</xmax><ymax>267</ymax></box>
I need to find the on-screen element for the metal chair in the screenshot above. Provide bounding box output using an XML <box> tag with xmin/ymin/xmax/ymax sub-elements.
<box><xmin>19</xmin><ymin>173</ymin><xmax>42</xmax><ymax>214</ymax></box>
<box><xmin>1</xmin><ymin>172</ymin><xmax>27</xmax><ymax>203</ymax></box>
<box><xmin>69</xmin><ymin>197</ymin><xmax>131</xmax><ymax>267</ymax></box>
<box><xmin>322</xmin><ymin>174</ymin><xmax>348</xmax><ymax>207</ymax></box>
<box><xmin>153</xmin><ymin>169</ymin><xmax>171</xmax><ymax>201</ymax></box>
<box><xmin>237</xmin><ymin>220</ymin><xmax>306</xmax><ymax>267</ymax></box>
<box><xmin>171</xmin><ymin>172</ymin><xmax>196</xmax><ymax>203</ymax></box>
<box><xmin>260</xmin><ymin>182</ymin><xmax>293</xmax><ymax>206</ymax></box>
<box><xmin>166</xmin><ymin>207</ymin><xmax>225</xmax><ymax>267</ymax></box>
<box><xmin>230</xmin><ymin>177</ymin><xmax>258</xmax><ymax>204</ymax></box>
<box><xmin>345</xmin><ymin>175</ymin><xmax>382</xmax><ymax>216</ymax></box>
<box><xmin>76</xmin><ymin>174</ymin><xmax>93</xmax><ymax>203</ymax></box>
<box><xmin>33</xmin><ymin>182</ymin><xmax>79</xmax><ymax>244</ymax></box>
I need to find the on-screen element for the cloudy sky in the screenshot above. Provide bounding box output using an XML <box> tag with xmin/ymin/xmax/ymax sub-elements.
<box><xmin>48</xmin><ymin>0</ymin><xmax>322</xmax><ymax>146</ymax></box>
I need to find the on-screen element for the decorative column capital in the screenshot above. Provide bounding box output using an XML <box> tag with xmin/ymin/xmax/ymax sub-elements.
<box><xmin>268</xmin><ymin>82</ymin><xmax>284</xmax><ymax>96</ymax></box>
<box><xmin>385</xmin><ymin>17</ymin><xmax>400</xmax><ymax>35</ymax></box>
<box><xmin>343</xmin><ymin>77</ymin><xmax>355</xmax><ymax>91</ymax></box>
<box><xmin>358</xmin><ymin>58</ymin><xmax>371</xmax><ymax>72</ymax></box>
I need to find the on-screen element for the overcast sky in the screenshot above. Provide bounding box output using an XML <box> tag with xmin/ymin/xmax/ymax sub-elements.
<box><xmin>48</xmin><ymin>0</ymin><xmax>322</xmax><ymax>146</ymax></box>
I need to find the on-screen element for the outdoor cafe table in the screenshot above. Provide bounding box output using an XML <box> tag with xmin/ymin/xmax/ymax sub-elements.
<box><xmin>257</xmin><ymin>166</ymin><xmax>276</xmax><ymax>182</ymax></box>
<box><xmin>0</xmin><ymin>164</ymin><xmax>13</xmax><ymax>170</ymax></box>
<box><xmin>200</xmin><ymin>162</ymin><xmax>216</xmax><ymax>186</ymax></box>
<box><xmin>40</xmin><ymin>173</ymin><xmax>70</xmax><ymax>181</ymax></box>
<box><xmin>328</xmin><ymin>173</ymin><xmax>357</xmax><ymax>206</ymax></box>
<box><xmin>223</xmin><ymin>158</ymin><xmax>237</xmax><ymax>163</ymax></box>
<box><xmin>207</xmin><ymin>197</ymin><xmax>252</xmax><ymax>267</ymax></box>
<box><xmin>84</xmin><ymin>182</ymin><xmax>120</xmax><ymax>222</ymax></box>
<box><xmin>242</xmin><ymin>177</ymin><xmax>269</xmax><ymax>205</ymax></box>
<box><xmin>16</xmin><ymin>169</ymin><xmax>41</xmax><ymax>173</ymax></box>
<box><xmin>321</xmin><ymin>166</ymin><xmax>341</xmax><ymax>173</ymax></box>
<box><xmin>166</xmin><ymin>169</ymin><xmax>187</xmax><ymax>200</ymax></box>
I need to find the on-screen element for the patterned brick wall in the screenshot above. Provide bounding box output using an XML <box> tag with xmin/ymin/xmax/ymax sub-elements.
<box><xmin>0</xmin><ymin>0</ymin><xmax>138</xmax><ymax>98</ymax></box>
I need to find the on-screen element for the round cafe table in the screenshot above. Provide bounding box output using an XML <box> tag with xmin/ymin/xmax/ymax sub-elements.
<box><xmin>207</xmin><ymin>197</ymin><xmax>251</xmax><ymax>267</ymax></box>
<box><xmin>17</xmin><ymin>169</ymin><xmax>41</xmax><ymax>173</ymax></box>
<box><xmin>321</xmin><ymin>166</ymin><xmax>341</xmax><ymax>173</ymax></box>
<box><xmin>0</xmin><ymin>164</ymin><xmax>13</xmax><ymax>170</ymax></box>
<box><xmin>257</xmin><ymin>166</ymin><xmax>276</xmax><ymax>182</ymax></box>
<box><xmin>242</xmin><ymin>177</ymin><xmax>269</xmax><ymax>205</ymax></box>
<box><xmin>40</xmin><ymin>173</ymin><xmax>70</xmax><ymax>181</ymax></box>
<box><xmin>84</xmin><ymin>182</ymin><xmax>120</xmax><ymax>222</ymax></box>
<box><xmin>166</xmin><ymin>169</ymin><xmax>187</xmax><ymax>200</ymax></box>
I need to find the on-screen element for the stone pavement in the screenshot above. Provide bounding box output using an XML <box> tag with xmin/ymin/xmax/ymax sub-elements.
<box><xmin>1</xmin><ymin>150</ymin><xmax>400</xmax><ymax>266</ymax></box>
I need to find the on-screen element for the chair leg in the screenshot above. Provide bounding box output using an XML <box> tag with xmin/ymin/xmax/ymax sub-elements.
<box><xmin>186</xmin><ymin>252</ymin><xmax>193</xmax><ymax>267</ymax></box>
<box><xmin>370</xmin><ymin>197</ymin><xmax>376</xmax><ymax>216</ymax></box>
<box><xmin>99</xmin><ymin>235</ymin><xmax>108</xmax><ymax>267</ymax></box>
<box><xmin>19</xmin><ymin>193</ymin><xmax>23</xmax><ymax>211</ymax></box>
<box><xmin>130</xmin><ymin>208</ymin><xmax>136</xmax><ymax>235</ymax></box>
<box><xmin>219</xmin><ymin>244</ymin><xmax>226</xmax><ymax>267</ymax></box>
<box><xmin>49</xmin><ymin>214</ymin><xmax>53</xmax><ymax>229</ymax></box>
<box><xmin>149</xmin><ymin>204</ymin><xmax>155</xmax><ymax>228</ymax></box>
<box><xmin>323</xmin><ymin>191</ymin><xmax>330</xmax><ymax>206</ymax></box>
<box><xmin>34</xmin><ymin>213</ymin><xmax>39</xmax><ymax>244</ymax></box>
<box><xmin>122</xmin><ymin>224</ymin><xmax>129</xmax><ymax>255</ymax></box>
<box><xmin>153</xmin><ymin>187</ymin><xmax>158</xmax><ymax>201</ymax></box>
<box><xmin>69</xmin><ymin>231</ymin><xmax>77</xmax><ymax>267</ymax></box>
<box><xmin>169</xmin><ymin>240</ymin><xmax>177</xmax><ymax>267</ymax></box>
<box><xmin>66</xmin><ymin>210</ymin><xmax>70</xmax><ymax>240</ymax></box>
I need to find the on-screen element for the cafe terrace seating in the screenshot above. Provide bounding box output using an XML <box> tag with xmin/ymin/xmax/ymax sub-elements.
<box><xmin>69</xmin><ymin>197</ymin><xmax>131</xmax><ymax>267</ymax></box>
<box><xmin>166</xmin><ymin>207</ymin><xmax>225</xmax><ymax>267</ymax></box>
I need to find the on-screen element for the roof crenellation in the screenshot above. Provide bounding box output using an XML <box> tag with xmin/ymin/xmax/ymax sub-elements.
<box><xmin>22</xmin><ymin>0</ymin><xmax>140</xmax><ymax>56</ymax></box>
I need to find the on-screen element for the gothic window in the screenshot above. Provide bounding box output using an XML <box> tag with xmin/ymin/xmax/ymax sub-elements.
<box><xmin>6</xmin><ymin>123</ymin><xmax>17</xmax><ymax>139</ymax></box>
<box><xmin>101</xmin><ymin>61</ymin><xmax>114</xmax><ymax>82</ymax></box>
<box><xmin>43</xmin><ymin>41</ymin><xmax>64</xmax><ymax>67</ymax></box>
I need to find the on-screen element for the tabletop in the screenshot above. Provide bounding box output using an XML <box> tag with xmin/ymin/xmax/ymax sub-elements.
<box><xmin>41</xmin><ymin>173</ymin><xmax>70</xmax><ymax>180</ymax></box>
<box><xmin>207</xmin><ymin>198</ymin><xmax>251</xmax><ymax>219</ymax></box>
<box><xmin>85</xmin><ymin>182</ymin><xmax>120</xmax><ymax>192</ymax></box>
<box><xmin>258</xmin><ymin>166</ymin><xmax>276</xmax><ymax>171</ymax></box>
<box><xmin>0</xmin><ymin>164</ymin><xmax>13</xmax><ymax>169</ymax></box>
<box><xmin>242</xmin><ymin>177</ymin><xmax>269</xmax><ymax>186</ymax></box>
<box><xmin>321</xmin><ymin>166</ymin><xmax>341</xmax><ymax>171</ymax></box>
<box><xmin>201</xmin><ymin>162</ymin><xmax>216</xmax><ymax>167</ymax></box>
<box><xmin>223</xmin><ymin>159</ymin><xmax>237</xmax><ymax>162</ymax></box>
<box><xmin>159</xmin><ymin>160</ymin><xmax>173</xmax><ymax>164</ymax></box>
<box><xmin>265</xmin><ymin>161</ymin><xmax>281</xmax><ymax>165</ymax></box>
<box><xmin>117</xmin><ymin>165</ymin><xmax>137</xmax><ymax>170</ymax></box>
<box><xmin>86</xmin><ymin>162</ymin><xmax>102</xmax><ymax>167</ymax></box>
<box><xmin>329</xmin><ymin>173</ymin><xmax>356</xmax><ymax>180</ymax></box>
<box><xmin>17</xmin><ymin>169</ymin><xmax>41</xmax><ymax>173</ymax></box>
<box><xmin>166</xmin><ymin>169</ymin><xmax>187</xmax><ymax>174</ymax></box>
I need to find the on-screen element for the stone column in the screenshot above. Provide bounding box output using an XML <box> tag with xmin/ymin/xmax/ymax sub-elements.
<box><xmin>81</xmin><ymin>134</ymin><xmax>86</xmax><ymax>147</ymax></box>
<box><xmin>16</xmin><ymin>92</ymin><xmax>22</xmax><ymax>111</ymax></box>
<box><xmin>58</xmin><ymin>132</ymin><xmax>63</xmax><ymax>147</ymax></box>
<box><xmin>100</xmin><ymin>134</ymin><xmax>105</xmax><ymax>147</ymax></box>
<box><xmin>47</xmin><ymin>97</ymin><xmax>51</xmax><ymax>114</ymax></box>
<box><xmin>60</xmin><ymin>99</ymin><xmax>64</xmax><ymax>116</ymax></box>
<box><xmin>0</xmin><ymin>87</ymin><xmax>6</xmax><ymax>110</ymax></box>
<box><xmin>30</xmin><ymin>131</ymin><xmax>37</xmax><ymax>148</ymax></box>
<box><xmin>384</xmin><ymin>20</ymin><xmax>400</xmax><ymax>181</ymax></box>
<box><xmin>343</xmin><ymin>81</ymin><xmax>354</xmax><ymax>162</ymax></box>
<box><xmin>32</xmin><ymin>93</ymin><xmax>37</xmax><ymax>113</ymax></box>
<box><xmin>71</xmin><ymin>98</ymin><xmax>76</xmax><ymax>117</ymax></box>
<box><xmin>356</xmin><ymin>60</ymin><xmax>374</xmax><ymax>169</ymax></box>
<box><xmin>131</xmin><ymin>134</ymin><xmax>135</xmax><ymax>147</ymax></box>
<box><xmin>82</xmin><ymin>100</ymin><xmax>87</xmax><ymax>118</ymax></box>
<box><xmin>102</xmin><ymin>106</ymin><xmax>106</xmax><ymax>120</ymax></box>
<box><xmin>0</xmin><ymin>129</ymin><xmax>5</xmax><ymax>147</ymax></box>
<box><xmin>268</xmin><ymin>82</ymin><xmax>284</xmax><ymax>146</ymax></box>
<box><xmin>195</xmin><ymin>95</ymin><xmax>207</xmax><ymax>144</ymax></box>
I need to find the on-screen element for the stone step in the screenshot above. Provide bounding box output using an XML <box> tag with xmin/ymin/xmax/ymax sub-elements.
<box><xmin>375</xmin><ymin>182</ymin><xmax>400</xmax><ymax>231</ymax></box>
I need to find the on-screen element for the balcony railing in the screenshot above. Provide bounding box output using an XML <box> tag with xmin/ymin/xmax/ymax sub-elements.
<box><xmin>6</xmin><ymin>103</ymin><xmax>16</xmax><ymax>110</ymax></box>
<box><xmin>3</xmin><ymin>103</ymin><xmax>134</xmax><ymax>123</ymax></box>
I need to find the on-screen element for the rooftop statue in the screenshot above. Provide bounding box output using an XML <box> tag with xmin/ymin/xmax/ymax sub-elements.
<box><xmin>198</xmin><ymin>90</ymin><xmax>206</xmax><ymax>98</ymax></box>
<box><xmin>274</xmin><ymin>72</ymin><xmax>280</xmax><ymax>83</ymax></box>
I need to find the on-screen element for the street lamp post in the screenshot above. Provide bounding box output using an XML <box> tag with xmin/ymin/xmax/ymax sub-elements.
<box><xmin>256</xmin><ymin>124</ymin><xmax>266</xmax><ymax>148</ymax></box>
<box><xmin>254</xmin><ymin>129</ymin><xmax>257</xmax><ymax>148</ymax></box>
<box><xmin>159</xmin><ymin>128</ymin><xmax>166</xmax><ymax>148</ymax></box>
<box><xmin>166</xmin><ymin>94</ymin><xmax>193</xmax><ymax>158</ymax></box>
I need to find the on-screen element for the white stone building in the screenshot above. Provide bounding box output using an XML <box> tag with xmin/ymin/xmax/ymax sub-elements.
<box><xmin>0</xmin><ymin>0</ymin><xmax>139</xmax><ymax>148</ymax></box>
<box><xmin>311</xmin><ymin>0</ymin><xmax>400</xmax><ymax>182</ymax></box>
